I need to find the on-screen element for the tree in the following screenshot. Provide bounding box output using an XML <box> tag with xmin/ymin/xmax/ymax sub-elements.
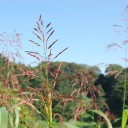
<box><xmin>95</xmin><ymin>64</ymin><xmax>128</xmax><ymax>117</ymax></box>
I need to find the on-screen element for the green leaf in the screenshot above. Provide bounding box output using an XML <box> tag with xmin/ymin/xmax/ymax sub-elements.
<box><xmin>64</xmin><ymin>122</ymin><xmax>79</xmax><ymax>128</ymax></box>
<box><xmin>0</xmin><ymin>107</ymin><xmax>8</xmax><ymax>128</ymax></box>
<box><xmin>122</xmin><ymin>109</ymin><xmax>128</xmax><ymax>128</ymax></box>
<box><xmin>50</xmin><ymin>121</ymin><xmax>58</xmax><ymax>127</ymax></box>
<box><xmin>90</xmin><ymin>110</ymin><xmax>113</xmax><ymax>128</ymax></box>
<box><xmin>15</xmin><ymin>105</ymin><xmax>19</xmax><ymax>128</ymax></box>
<box><xmin>75</xmin><ymin>120</ymin><xmax>98</xmax><ymax>127</ymax></box>
<box><xmin>9</xmin><ymin>111</ymin><xmax>14</xmax><ymax>127</ymax></box>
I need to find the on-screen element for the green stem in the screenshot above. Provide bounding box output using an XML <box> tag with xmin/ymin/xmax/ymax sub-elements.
<box><xmin>121</xmin><ymin>23</ymin><xmax>128</xmax><ymax>127</ymax></box>
<box><xmin>121</xmin><ymin>84</ymin><xmax>126</xmax><ymax>128</ymax></box>
<box><xmin>121</xmin><ymin>18</ymin><xmax>128</xmax><ymax>128</ymax></box>
<box><xmin>121</xmin><ymin>68</ymin><xmax>127</xmax><ymax>128</ymax></box>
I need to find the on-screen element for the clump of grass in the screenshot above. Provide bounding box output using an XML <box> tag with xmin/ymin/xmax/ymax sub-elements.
<box><xmin>14</xmin><ymin>15</ymin><xmax>75</xmax><ymax>128</ymax></box>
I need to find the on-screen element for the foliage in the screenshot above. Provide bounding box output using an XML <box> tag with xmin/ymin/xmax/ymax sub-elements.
<box><xmin>2</xmin><ymin>6</ymin><xmax>128</xmax><ymax>127</ymax></box>
<box><xmin>0</xmin><ymin>106</ymin><xmax>8</xmax><ymax>128</ymax></box>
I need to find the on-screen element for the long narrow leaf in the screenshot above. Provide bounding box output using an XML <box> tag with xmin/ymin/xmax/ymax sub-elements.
<box><xmin>0</xmin><ymin>107</ymin><xmax>8</xmax><ymax>128</ymax></box>
<box><xmin>90</xmin><ymin>110</ymin><xmax>113</xmax><ymax>128</ymax></box>
<box><xmin>15</xmin><ymin>105</ymin><xmax>19</xmax><ymax>128</ymax></box>
<box><xmin>122</xmin><ymin>109</ymin><xmax>128</xmax><ymax>128</ymax></box>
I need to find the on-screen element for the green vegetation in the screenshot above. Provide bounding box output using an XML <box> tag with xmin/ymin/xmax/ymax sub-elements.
<box><xmin>0</xmin><ymin>53</ymin><xmax>128</xmax><ymax>127</ymax></box>
<box><xmin>0</xmin><ymin>5</ymin><xmax>128</xmax><ymax>128</ymax></box>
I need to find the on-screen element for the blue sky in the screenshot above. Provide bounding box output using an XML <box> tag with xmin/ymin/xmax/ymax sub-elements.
<box><xmin>0</xmin><ymin>0</ymin><xmax>128</xmax><ymax>72</ymax></box>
